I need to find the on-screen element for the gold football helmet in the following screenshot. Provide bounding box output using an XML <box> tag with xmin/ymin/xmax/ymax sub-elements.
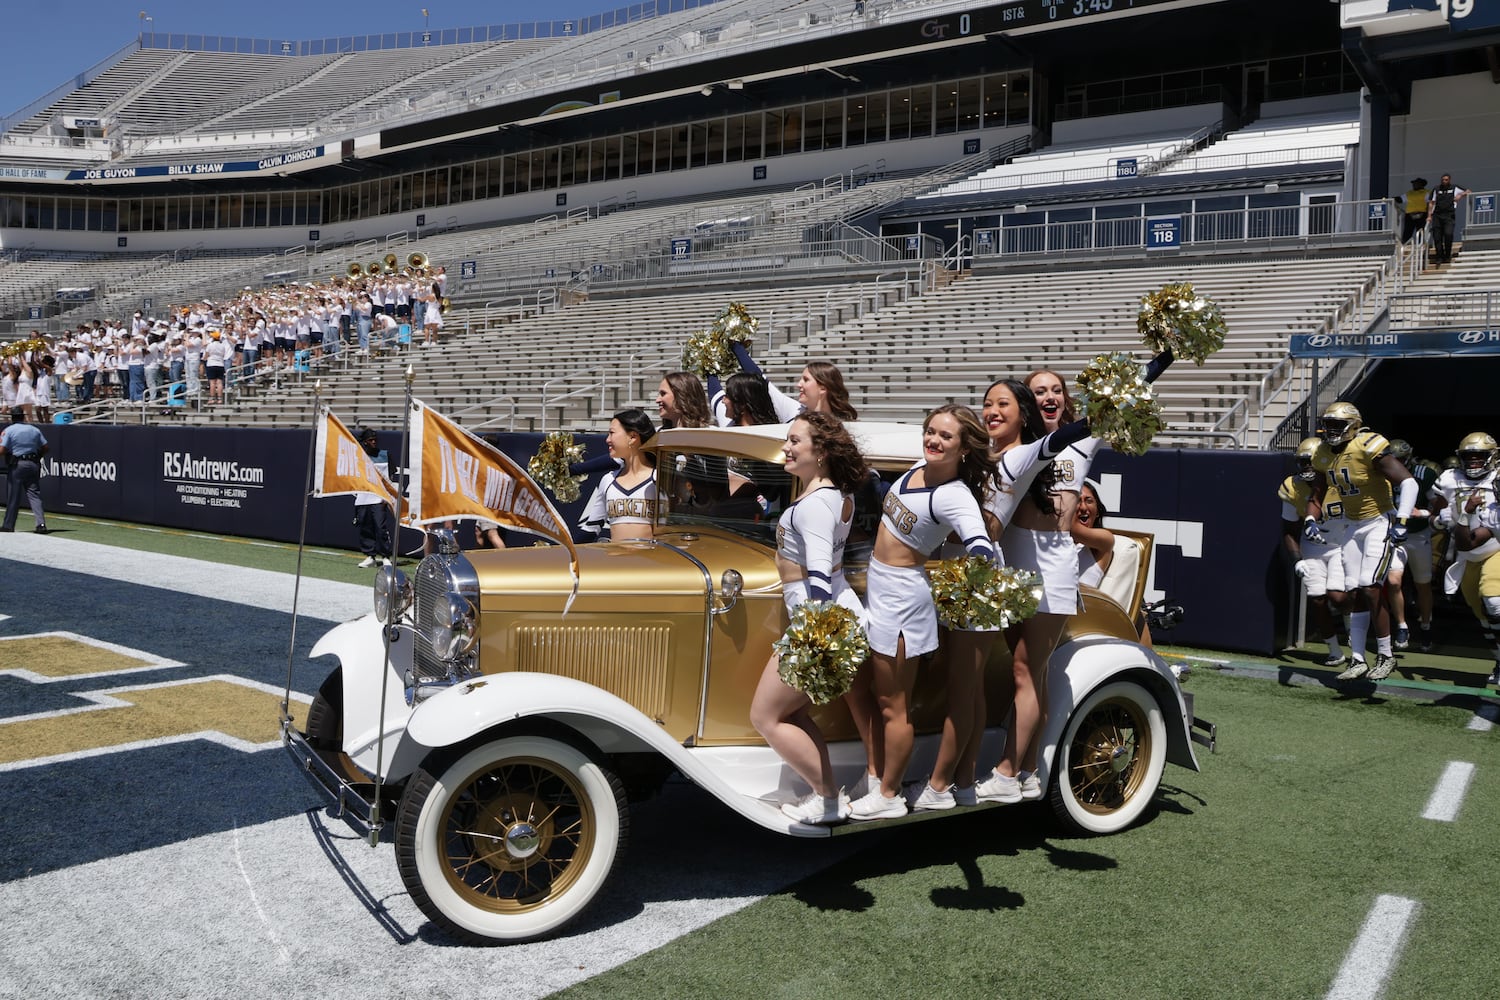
<box><xmin>1456</xmin><ymin>432</ymin><xmax>1498</xmax><ymax>481</ymax></box>
<box><xmin>1386</xmin><ymin>438</ymin><xmax>1413</xmax><ymax>465</ymax></box>
<box><xmin>1295</xmin><ymin>437</ymin><xmax>1333</xmax><ymax>481</ymax></box>
<box><xmin>1318</xmin><ymin>401</ymin><xmax>1363</xmax><ymax>446</ymax></box>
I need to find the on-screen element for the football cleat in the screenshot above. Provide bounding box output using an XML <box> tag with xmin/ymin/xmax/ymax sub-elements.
<box><xmin>1456</xmin><ymin>432</ymin><xmax>1498</xmax><ymax>481</ymax></box>
<box><xmin>1367</xmin><ymin>654</ymin><xmax>1397</xmax><ymax>681</ymax></box>
<box><xmin>1336</xmin><ymin>659</ymin><xmax>1370</xmax><ymax>681</ymax></box>
<box><xmin>1318</xmin><ymin>402</ymin><xmax>1362</xmax><ymax>447</ymax></box>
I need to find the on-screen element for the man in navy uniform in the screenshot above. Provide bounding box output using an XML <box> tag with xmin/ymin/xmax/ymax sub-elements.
<box><xmin>0</xmin><ymin>407</ymin><xmax>49</xmax><ymax>533</ymax></box>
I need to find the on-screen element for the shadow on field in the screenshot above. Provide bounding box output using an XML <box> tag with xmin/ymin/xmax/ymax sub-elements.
<box><xmin>784</xmin><ymin>805</ymin><xmax>1122</xmax><ymax>916</ymax></box>
<box><xmin>306</xmin><ymin>809</ymin><xmax>418</xmax><ymax>944</ymax></box>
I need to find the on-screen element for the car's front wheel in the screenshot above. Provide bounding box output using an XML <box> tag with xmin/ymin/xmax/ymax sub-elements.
<box><xmin>1049</xmin><ymin>680</ymin><xmax>1166</xmax><ymax>835</ymax></box>
<box><xmin>395</xmin><ymin>735</ymin><xmax>628</xmax><ymax>944</ymax></box>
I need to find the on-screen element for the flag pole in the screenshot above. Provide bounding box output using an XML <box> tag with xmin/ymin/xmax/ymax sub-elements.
<box><xmin>281</xmin><ymin>379</ymin><xmax>322</xmax><ymax>726</ymax></box>
<box><xmin>369</xmin><ymin>364</ymin><xmax>416</xmax><ymax>845</ymax></box>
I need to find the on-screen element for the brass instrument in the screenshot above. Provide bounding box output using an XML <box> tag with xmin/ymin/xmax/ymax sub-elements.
<box><xmin>384</xmin><ymin>252</ymin><xmax>399</xmax><ymax>269</ymax></box>
<box><xmin>368</xmin><ymin>260</ymin><xmax>384</xmax><ymax>276</ymax></box>
<box><xmin>408</xmin><ymin>251</ymin><xmax>428</xmax><ymax>268</ymax></box>
<box><xmin>347</xmin><ymin>262</ymin><xmax>364</xmax><ymax>277</ymax></box>
<box><xmin>440</xmin><ymin>297</ymin><xmax>451</xmax><ymax>311</ymax></box>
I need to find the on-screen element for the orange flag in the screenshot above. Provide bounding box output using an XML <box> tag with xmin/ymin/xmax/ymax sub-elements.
<box><xmin>312</xmin><ymin>405</ymin><xmax>402</xmax><ymax>510</ymax></box>
<box><xmin>406</xmin><ymin>399</ymin><xmax>580</xmax><ymax>599</ymax></box>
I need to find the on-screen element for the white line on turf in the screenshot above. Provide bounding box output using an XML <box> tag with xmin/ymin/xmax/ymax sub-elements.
<box><xmin>1325</xmin><ymin>894</ymin><xmax>1419</xmax><ymax>1000</ymax></box>
<box><xmin>1420</xmin><ymin>761</ymin><xmax>1476</xmax><ymax>822</ymax></box>
<box><xmin>233</xmin><ymin>821</ymin><xmax>292</xmax><ymax>965</ymax></box>
<box><xmin>1467</xmin><ymin>704</ymin><xmax>1498</xmax><ymax>732</ymax></box>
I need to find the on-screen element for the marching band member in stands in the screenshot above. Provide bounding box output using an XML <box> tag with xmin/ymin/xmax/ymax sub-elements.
<box><xmin>577</xmin><ymin>408</ymin><xmax>659</xmax><ymax>542</ymax></box>
<box><xmin>1279</xmin><ymin>437</ymin><xmax>1350</xmax><ymax>668</ymax></box>
<box><xmin>850</xmin><ymin>404</ymin><xmax>998</xmax><ymax>821</ymax></box>
<box><xmin>1318</xmin><ymin>402</ymin><xmax>1417</xmax><ymax>683</ymax></box>
<box><xmin>751</xmin><ymin>412</ymin><xmax>871</xmax><ymax>825</ymax></box>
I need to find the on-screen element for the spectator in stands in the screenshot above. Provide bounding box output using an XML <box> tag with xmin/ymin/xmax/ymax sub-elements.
<box><xmin>184</xmin><ymin>324</ymin><xmax>205</xmax><ymax>400</ymax></box>
<box><xmin>1427</xmin><ymin>173</ymin><xmax>1469</xmax><ymax>265</ymax></box>
<box><xmin>1397</xmin><ymin>177</ymin><xmax>1429</xmax><ymax>244</ymax></box>
<box><xmin>656</xmin><ymin>371</ymin><xmax>712</xmax><ymax>428</ymax></box>
<box><xmin>355</xmin><ymin>293</ymin><xmax>373</xmax><ymax>354</ymax></box>
<box><xmin>420</xmin><ymin>288</ymin><xmax>443</xmax><ymax>347</ymax></box>
<box><xmin>33</xmin><ymin>356</ymin><xmax>53</xmax><ymax>424</ymax></box>
<box><xmin>203</xmin><ymin>330</ymin><xmax>229</xmax><ymax>405</ymax></box>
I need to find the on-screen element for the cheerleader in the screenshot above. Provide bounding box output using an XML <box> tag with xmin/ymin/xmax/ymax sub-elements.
<box><xmin>918</xmin><ymin>379</ymin><xmax>1094</xmax><ymax>810</ymax></box>
<box><xmin>577</xmin><ymin>409</ymin><xmax>659</xmax><ymax>541</ymax></box>
<box><xmin>978</xmin><ymin>351</ymin><xmax>1174</xmax><ymax>803</ymax></box>
<box><xmin>850</xmin><ymin>404</ymin><xmax>998</xmax><ymax>821</ymax></box>
<box><xmin>713</xmin><ymin>341</ymin><xmax>858</xmax><ymax>424</ymax></box>
<box><xmin>33</xmin><ymin>357</ymin><xmax>53</xmax><ymax>424</ymax></box>
<box><xmin>421</xmin><ymin>288</ymin><xmax>444</xmax><ymax>347</ymax></box>
<box><xmin>655</xmin><ymin>371</ymin><xmax>712</xmax><ymax>429</ymax></box>
<box><xmin>750</xmin><ymin>412</ymin><xmax>871</xmax><ymax>825</ymax></box>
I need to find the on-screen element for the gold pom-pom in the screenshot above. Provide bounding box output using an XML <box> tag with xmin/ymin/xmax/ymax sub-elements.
<box><xmin>1075</xmin><ymin>352</ymin><xmax>1166</xmax><ymax>457</ymax></box>
<box><xmin>773</xmin><ymin>600</ymin><xmax>869</xmax><ymax>705</ymax></box>
<box><xmin>1137</xmin><ymin>282</ymin><xmax>1226</xmax><ymax>365</ymax></box>
<box><xmin>527</xmin><ymin>431</ymin><xmax>587</xmax><ymax>503</ymax></box>
<box><xmin>714</xmin><ymin>302</ymin><xmax>759</xmax><ymax>343</ymax></box>
<box><xmin>679</xmin><ymin>303</ymin><xmax>760</xmax><ymax>378</ymax></box>
<box><xmin>930</xmin><ymin>556</ymin><xmax>1043</xmax><ymax>631</ymax></box>
<box><xmin>680</xmin><ymin>328</ymin><xmax>737</xmax><ymax>378</ymax></box>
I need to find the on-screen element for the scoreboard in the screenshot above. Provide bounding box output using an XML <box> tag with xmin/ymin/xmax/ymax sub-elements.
<box><xmin>1342</xmin><ymin>0</ymin><xmax>1500</xmax><ymax>34</ymax></box>
<box><xmin>911</xmin><ymin>0</ymin><xmax>1222</xmax><ymax>38</ymax></box>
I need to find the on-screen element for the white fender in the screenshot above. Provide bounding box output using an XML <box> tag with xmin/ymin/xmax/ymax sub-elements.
<box><xmin>1037</xmin><ymin>635</ymin><xmax>1197</xmax><ymax>791</ymax></box>
<box><xmin>309</xmin><ymin>613</ymin><xmax>417</xmax><ymax>777</ymax></box>
<box><xmin>404</xmin><ymin>674</ymin><xmax>833</xmax><ymax>838</ymax></box>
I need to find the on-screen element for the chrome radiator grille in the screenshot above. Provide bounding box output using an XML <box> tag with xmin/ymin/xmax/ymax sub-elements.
<box><xmin>413</xmin><ymin>557</ymin><xmax>457</xmax><ymax>681</ymax></box>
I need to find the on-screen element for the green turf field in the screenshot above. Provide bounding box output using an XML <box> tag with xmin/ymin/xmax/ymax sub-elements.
<box><xmin>552</xmin><ymin>667</ymin><xmax>1499</xmax><ymax>1000</ymax></box>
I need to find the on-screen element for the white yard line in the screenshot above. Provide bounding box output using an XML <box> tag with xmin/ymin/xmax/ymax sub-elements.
<box><xmin>1466</xmin><ymin>704</ymin><xmax>1498</xmax><ymax>732</ymax></box>
<box><xmin>1420</xmin><ymin>761</ymin><xmax>1476</xmax><ymax>822</ymax></box>
<box><xmin>1325</xmin><ymin>894</ymin><xmax>1420</xmax><ymax>1000</ymax></box>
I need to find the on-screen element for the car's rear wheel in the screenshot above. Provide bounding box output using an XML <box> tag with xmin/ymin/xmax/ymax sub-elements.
<box><xmin>395</xmin><ymin>735</ymin><xmax>628</xmax><ymax>944</ymax></box>
<box><xmin>1049</xmin><ymin>680</ymin><xmax>1166</xmax><ymax>835</ymax></box>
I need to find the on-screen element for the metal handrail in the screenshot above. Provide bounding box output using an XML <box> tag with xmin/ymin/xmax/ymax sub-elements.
<box><xmin>540</xmin><ymin>367</ymin><xmax>606</xmax><ymax>433</ymax></box>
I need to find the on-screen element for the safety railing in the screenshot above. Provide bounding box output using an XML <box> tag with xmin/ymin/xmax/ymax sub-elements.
<box><xmin>969</xmin><ymin>197</ymin><xmax>1401</xmax><ymax>263</ymax></box>
<box><xmin>1388</xmin><ymin>289</ymin><xmax>1499</xmax><ymax>331</ymax></box>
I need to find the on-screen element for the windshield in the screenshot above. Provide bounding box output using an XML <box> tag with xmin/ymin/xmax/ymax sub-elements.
<box><xmin>657</xmin><ymin>444</ymin><xmax>900</xmax><ymax>573</ymax></box>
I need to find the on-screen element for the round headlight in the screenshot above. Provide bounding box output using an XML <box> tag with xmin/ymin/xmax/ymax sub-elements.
<box><xmin>430</xmin><ymin>593</ymin><xmax>478</xmax><ymax>660</ymax></box>
<box><xmin>374</xmin><ymin>564</ymin><xmax>412</xmax><ymax>624</ymax></box>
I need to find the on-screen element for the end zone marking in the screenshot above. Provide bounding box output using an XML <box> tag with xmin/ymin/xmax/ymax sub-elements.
<box><xmin>0</xmin><ymin>631</ymin><xmax>186</xmax><ymax>682</ymax></box>
<box><xmin>1420</xmin><ymin>761</ymin><xmax>1476</xmax><ymax>822</ymax></box>
<box><xmin>1326</xmin><ymin>894</ymin><xmax>1419</xmax><ymax>1000</ymax></box>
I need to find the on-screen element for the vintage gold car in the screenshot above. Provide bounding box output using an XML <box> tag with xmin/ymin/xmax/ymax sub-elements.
<box><xmin>285</xmin><ymin>421</ymin><xmax>1213</xmax><ymax>945</ymax></box>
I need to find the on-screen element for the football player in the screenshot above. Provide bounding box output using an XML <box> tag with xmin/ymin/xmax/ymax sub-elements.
<box><xmin>1430</xmin><ymin>432</ymin><xmax>1500</xmax><ymax>684</ymax></box>
<box><xmin>1318</xmin><ymin>402</ymin><xmax>1417</xmax><ymax>682</ymax></box>
<box><xmin>1383</xmin><ymin>440</ymin><xmax>1441</xmax><ymax>652</ymax></box>
<box><xmin>1279</xmin><ymin>437</ymin><xmax>1349</xmax><ymax>666</ymax></box>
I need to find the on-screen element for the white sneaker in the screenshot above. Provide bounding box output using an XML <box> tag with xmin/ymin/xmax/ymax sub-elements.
<box><xmin>357</xmin><ymin>556</ymin><xmax>376</xmax><ymax>568</ymax></box>
<box><xmin>849</xmin><ymin>788</ymin><xmax>907</xmax><ymax>821</ymax></box>
<box><xmin>848</xmin><ymin>772</ymin><xmax>879</xmax><ymax>800</ymax></box>
<box><xmin>1018</xmin><ymin>772</ymin><xmax>1042</xmax><ymax>800</ymax></box>
<box><xmin>780</xmin><ymin>790</ymin><xmax>850</xmax><ymax>825</ymax></box>
<box><xmin>975</xmin><ymin>769</ymin><xmax>1022</xmax><ymax>804</ymax></box>
<box><xmin>907</xmin><ymin>782</ymin><xmax>956</xmax><ymax>812</ymax></box>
